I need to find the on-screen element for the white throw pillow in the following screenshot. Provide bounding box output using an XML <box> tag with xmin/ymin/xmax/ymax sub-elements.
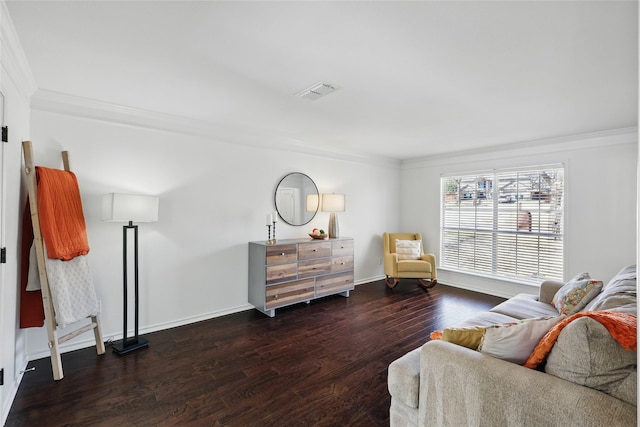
<box><xmin>552</xmin><ymin>272</ymin><xmax>603</xmax><ymax>315</ymax></box>
<box><xmin>478</xmin><ymin>315</ymin><xmax>564</xmax><ymax>365</ymax></box>
<box><xmin>396</xmin><ymin>239</ymin><xmax>421</xmax><ymax>260</ymax></box>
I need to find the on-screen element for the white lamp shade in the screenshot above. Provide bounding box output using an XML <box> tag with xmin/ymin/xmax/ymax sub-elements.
<box><xmin>306</xmin><ymin>194</ymin><xmax>319</xmax><ymax>212</ymax></box>
<box><xmin>321</xmin><ymin>194</ymin><xmax>345</xmax><ymax>212</ymax></box>
<box><xmin>102</xmin><ymin>193</ymin><xmax>159</xmax><ymax>223</ymax></box>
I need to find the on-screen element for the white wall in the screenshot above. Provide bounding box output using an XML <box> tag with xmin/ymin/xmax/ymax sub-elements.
<box><xmin>400</xmin><ymin>129</ymin><xmax>638</xmax><ymax>298</ymax></box>
<box><xmin>22</xmin><ymin>105</ymin><xmax>400</xmax><ymax>358</ymax></box>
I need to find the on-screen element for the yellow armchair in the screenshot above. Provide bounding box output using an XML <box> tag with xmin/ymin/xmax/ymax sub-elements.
<box><xmin>383</xmin><ymin>232</ymin><xmax>437</xmax><ymax>290</ymax></box>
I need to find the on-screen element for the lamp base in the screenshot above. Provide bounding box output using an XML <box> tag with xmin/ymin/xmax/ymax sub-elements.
<box><xmin>328</xmin><ymin>212</ymin><xmax>339</xmax><ymax>238</ymax></box>
<box><xmin>112</xmin><ymin>337</ymin><xmax>149</xmax><ymax>355</ymax></box>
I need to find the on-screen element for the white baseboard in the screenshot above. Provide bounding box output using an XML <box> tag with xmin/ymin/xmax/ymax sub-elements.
<box><xmin>27</xmin><ymin>304</ymin><xmax>254</xmax><ymax>361</ymax></box>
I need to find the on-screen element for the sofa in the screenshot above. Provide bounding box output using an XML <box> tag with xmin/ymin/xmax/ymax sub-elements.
<box><xmin>388</xmin><ymin>265</ymin><xmax>637</xmax><ymax>426</ymax></box>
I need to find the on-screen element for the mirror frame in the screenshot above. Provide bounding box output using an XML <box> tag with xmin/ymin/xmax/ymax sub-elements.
<box><xmin>274</xmin><ymin>172</ymin><xmax>319</xmax><ymax>226</ymax></box>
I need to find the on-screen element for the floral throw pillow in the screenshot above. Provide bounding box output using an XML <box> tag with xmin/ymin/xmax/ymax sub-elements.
<box><xmin>552</xmin><ymin>273</ymin><xmax>603</xmax><ymax>315</ymax></box>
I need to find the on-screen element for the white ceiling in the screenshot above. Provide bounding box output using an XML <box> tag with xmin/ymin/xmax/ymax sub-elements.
<box><xmin>6</xmin><ymin>1</ymin><xmax>639</xmax><ymax>160</ymax></box>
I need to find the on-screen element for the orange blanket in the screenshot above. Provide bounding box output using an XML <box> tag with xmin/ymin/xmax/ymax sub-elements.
<box><xmin>36</xmin><ymin>166</ymin><xmax>89</xmax><ymax>260</ymax></box>
<box><xmin>524</xmin><ymin>311</ymin><xmax>637</xmax><ymax>369</ymax></box>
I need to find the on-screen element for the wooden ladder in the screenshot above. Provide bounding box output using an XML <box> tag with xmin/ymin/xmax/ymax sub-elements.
<box><xmin>22</xmin><ymin>140</ymin><xmax>105</xmax><ymax>380</ymax></box>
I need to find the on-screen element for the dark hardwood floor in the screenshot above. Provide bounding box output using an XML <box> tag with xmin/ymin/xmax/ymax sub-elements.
<box><xmin>7</xmin><ymin>279</ymin><xmax>505</xmax><ymax>427</ymax></box>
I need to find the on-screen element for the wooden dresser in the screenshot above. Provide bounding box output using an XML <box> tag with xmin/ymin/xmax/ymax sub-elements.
<box><xmin>248</xmin><ymin>237</ymin><xmax>354</xmax><ymax>317</ymax></box>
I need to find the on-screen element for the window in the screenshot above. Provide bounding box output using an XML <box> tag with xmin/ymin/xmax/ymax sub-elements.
<box><xmin>441</xmin><ymin>165</ymin><xmax>564</xmax><ymax>283</ymax></box>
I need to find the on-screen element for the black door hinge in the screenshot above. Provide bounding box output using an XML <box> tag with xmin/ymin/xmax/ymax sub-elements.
<box><xmin>0</xmin><ymin>368</ymin><xmax>4</xmax><ymax>386</ymax></box>
<box><xmin>0</xmin><ymin>247</ymin><xmax>5</xmax><ymax>263</ymax></box>
<box><xmin>2</xmin><ymin>126</ymin><xmax>7</xmax><ymax>143</ymax></box>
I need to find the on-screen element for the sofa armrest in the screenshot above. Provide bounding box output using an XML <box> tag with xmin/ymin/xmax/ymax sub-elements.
<box><xmin>418</xmin><ymin>340</ymin><xmax>636</xmax><ymax>426</ymax></box>
<box><xmin>539</xmin><ymin>279</ymin><xmax>564</xmax><ymax>304</ymax></box>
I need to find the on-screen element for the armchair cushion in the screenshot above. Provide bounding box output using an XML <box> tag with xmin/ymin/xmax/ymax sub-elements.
<box><xmin>398</xmin><ymin>260</ymin><xmax>432</xmax><ymax>273</ymax></box>
<box><xmin>395</xmin><ymin>239</ymin><xmax>421</xmax><ymax>260</ymax></box>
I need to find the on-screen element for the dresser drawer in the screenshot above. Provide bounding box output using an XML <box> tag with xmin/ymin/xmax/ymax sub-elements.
<box><xmin>266</xmin><ymin>244</ymin><xmax>297</xmax><ymax>265</ymax></box>
<box><xmin>332</xmin><ymin>240</ymin><xmax>353</xmax><ymax>257</ymax></box>
<box><xmin>298</xmin><ymin>241</ymin><xmax>332</xmax><ymax>260</ymax></box>
<box><xmin>266</xmin><ymin>263</ymin><xmax>297</xmax><ymax>284</ymax></box>
<box><xmin>316</xmin><ymin>272</ymin><xmax>354</xmax><ymax>297</ymax></box>
<box><xmin>266</xmin><ymin>278</ymin><xmax>315</xmax><ymax>309</ymax></box>
<box><xmin>298</xmin><ymin>258</ymin><xmax>332</xmax><ymax>278</ymax></box>
<box><xmin>331</xmin><ymin>256</ymin><xmax>354</xmax><ymax>273</ymax></box>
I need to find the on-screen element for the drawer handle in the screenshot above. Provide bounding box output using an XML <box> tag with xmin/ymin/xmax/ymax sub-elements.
<box><xmin>274</xmin><ymin>294</ymin><xmax>278</xmax><ymax>300</ymax></box>
<box><xmin>340</xmin><ymin>262</ymin><xmax>345</xmax><ymax>265</ymax></box>
<box><xmin>341</xmin><ymin>246</ymin><xmax>344</xmax><ymax>249</ymax></box>
<box><xmin>313</xmin><ymin>249</ymin><xmax>317</xmax><ymax>252</ymax></box>
<box><xmin>280</xmin><ymin>253</ymin><xmax>285</xmax><ymax>256</ymax></box>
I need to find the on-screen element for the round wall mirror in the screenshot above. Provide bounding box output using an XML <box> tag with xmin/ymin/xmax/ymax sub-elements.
<box><xmin>274</xmin><ymin>172</ymin><xmax>319</xmax><ymax>226</ymax></box>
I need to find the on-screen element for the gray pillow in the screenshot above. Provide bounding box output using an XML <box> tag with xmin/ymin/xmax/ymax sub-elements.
<box><xmin>545</xmin><ymin>317</ymin><xmax>636</xmax><ymax>405</ymax></box>
<box><xmin>584</xmin><ymin>265</ymin><xmax>636</xmax><ymax>313</ymax></box>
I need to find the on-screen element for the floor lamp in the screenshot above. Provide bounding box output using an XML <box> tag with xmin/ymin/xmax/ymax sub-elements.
<box><xmin>102</xmin><ymin>193</ymin><xmax>159</xmax><ymax>355</ymax></box>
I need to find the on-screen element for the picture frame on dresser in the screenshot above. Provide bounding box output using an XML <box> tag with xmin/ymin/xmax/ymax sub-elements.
<box><xmin>248</xmin><ymin>237</ymin><xmax>354</xmax><ymax>317</ymax></box>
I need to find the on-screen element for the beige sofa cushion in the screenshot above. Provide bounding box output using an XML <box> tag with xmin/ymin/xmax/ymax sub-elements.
<box><xmin>490</xmin><ymin>293</ymin><xmax>559</xmax><ymax>320</ymax></box>
<box><xmin>545</xmin><ymin>317</ymin><xmax>637</xmax><ymax>405</ymax></box>
<box><xmin>456</xmin><ymin>311</ymin><xmax>518</xmax><ymax>327</ymax></box>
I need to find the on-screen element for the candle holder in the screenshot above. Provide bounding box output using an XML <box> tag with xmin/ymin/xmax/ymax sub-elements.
<box><xmin>271</xmin><ymin>221</ymin><xmax>277</xmax><ymax>244</ymax></box>
<box><xmin>266</xmin><ymin>224</ymin><xmax>273</xmax><ymax>244</ymax></box>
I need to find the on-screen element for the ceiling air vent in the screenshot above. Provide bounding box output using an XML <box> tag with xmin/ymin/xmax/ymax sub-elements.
<box><xmin>296</xmin><ymin>82</ymin><xmax>337</xmax><ymax>100</ymax></box>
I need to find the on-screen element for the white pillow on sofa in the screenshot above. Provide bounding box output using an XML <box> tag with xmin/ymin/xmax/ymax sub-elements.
<box><xmin>396</xmin><ymin>239</ymin><xmax>421</xmax><ymax>260</ymax></box>
<box><xmin>478</xmin><ymin>315</ymin><xmax>564</xmax><ymax>365</ymax></box>
<box><xmin>552</xmin><ymin>272</ymin><xmax>603</xmax><ymax>315</ymax></box>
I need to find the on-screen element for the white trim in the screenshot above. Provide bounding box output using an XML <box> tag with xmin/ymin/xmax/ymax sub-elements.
<box><xmin>402</xmin><ymin>127</ymin><xmax>638</xmax><ymax>170</ymax></box>
<box><xmin>0</xmin><ymin>2</ymin><xmax>37</xmax><ymax>100</ymax></box>
<box><xmin>26</xmin><ymin>303</ymin><xmax>254</xmax><ymax>360</ymax></box>
<box><xmin>30</xmin><ymin>89</ymin><xmax>401</xmax><ymax>168</ymax></box>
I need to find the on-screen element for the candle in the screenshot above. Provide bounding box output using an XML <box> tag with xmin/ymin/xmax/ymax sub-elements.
<box><xmin>272</xmin><ymin>211</ymin><xmax>278</xmax><ymax>223</ymax></box>
<box><xmin>266</xmin><ymin>213</ymin><xmax>272</xmax><ymax>225</ymax></box>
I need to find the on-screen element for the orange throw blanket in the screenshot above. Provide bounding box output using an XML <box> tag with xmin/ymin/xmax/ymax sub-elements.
<box><xmin>524</xmin><ymin>311</ymin><xmax>637</xmax><ymax>369</ymax></box>
<box><xmin>36</xmin><ymin>166</ymin><xmax>89</xmax><ymax>260</ymax></box>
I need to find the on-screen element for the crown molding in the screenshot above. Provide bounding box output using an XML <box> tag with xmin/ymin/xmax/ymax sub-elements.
<box><xmin>1</xmin><ymin>1</ymin><xmax>37</xmax><ymax>100</ymax></box>
<box><xmin>401</xmin><ymin>127</ymin><xmax>638</xmax><ymax>169</ymax></box>
<box><xmin>30</xmin><ymin>89</ymin><xmax>401</xmax><ymax>168</ymax></box>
